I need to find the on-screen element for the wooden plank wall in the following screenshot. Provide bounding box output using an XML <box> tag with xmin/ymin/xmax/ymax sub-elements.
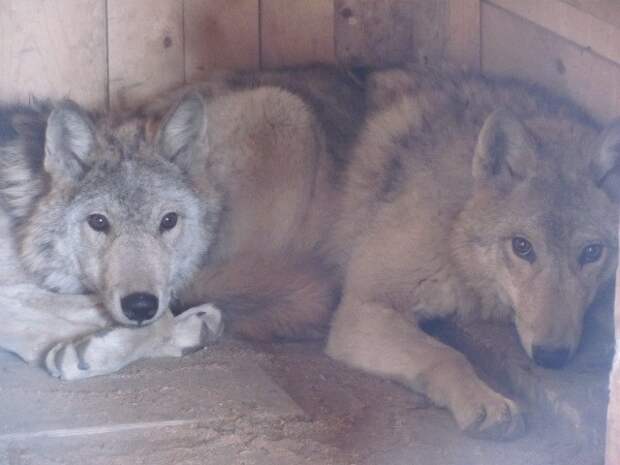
<box><xmin>481</xmin><ymin>0</ymin><xmax>620</xmax><ymax>124</ymax></box>
<box><xmin>0</xmin><ymin>0</ymin><xmax>482</xmax><ymax>112</ymax></box>
<box><xmin>0</xmin><ymin>0</ymin><xmax>108</xmax><ymax>108</ymax></box>
<box><xmin>1</xmin><ymin>0</ymin><xmax>620</xmax><ymax>122</ymax></box>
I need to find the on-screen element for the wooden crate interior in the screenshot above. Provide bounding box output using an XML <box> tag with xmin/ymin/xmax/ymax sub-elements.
<box><xmin>1</xmin><ymin>1</ymin><xmax>619</xmax><ymax>463</ymax></box>
<box><xmin>2</xmin><ymin>0</ymin><xmax>619</xmax><ymax>122</ymax></box>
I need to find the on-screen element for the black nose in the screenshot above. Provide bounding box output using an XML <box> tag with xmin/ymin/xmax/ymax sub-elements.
<box><xmin>532</xmin><ymin>345</ymin><xmax>570</xmax><ymax>369</ymax></box>
<box><xmin>120</xmin><ymin>292</ymin><xmax>159</xmax><ymax>323</ymax></box>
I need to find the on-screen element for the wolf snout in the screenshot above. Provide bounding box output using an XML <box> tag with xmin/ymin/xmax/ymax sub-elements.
<box><xmin>120</xmin><ymin>292</ymin><xmax>159</xmax><ymax>324</ymax></box>
<box><xmin>531</xmin><ymin>345</ymin><xmax>570</xmax><ymax>369</ymax></box>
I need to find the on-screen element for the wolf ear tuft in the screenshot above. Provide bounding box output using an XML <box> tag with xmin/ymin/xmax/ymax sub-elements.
<box><xmin>473</xmin><ymin>110</ymin><xmax>538</xmax><ymax>188</ymax></box>
<box><xmin>593</xmin><ymin>118</ymin><xmax>620</xmax><ymax>201</ymax></box>
<box><xmin>45</xmin><ymin>101</ymin><xmax>96</xmax><ymax>182</ymax></box>
<box><xmin>157</xmin><ymin>92</ymin><xmax>206</xmax><ymax>173</ymax></box>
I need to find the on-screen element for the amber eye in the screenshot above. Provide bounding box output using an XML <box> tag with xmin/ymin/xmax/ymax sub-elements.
<box><xmin>160</xmin><ymin>212</ymin><xmax>178</xmax><ymax>232</ymax></box>
<box><xmin>87</xmin><ymin>214</ymin><xmax>110</xmax><ymax>233</ymax></box>
<box><xmin>579</xmin><ymin>244</ymin><xmax>603</xmax><ymax>266</ymax></box>
<box><xmin>512</xmin><ymin>236</ymin><xmax>535</xmax><ymax>262</ymax></box>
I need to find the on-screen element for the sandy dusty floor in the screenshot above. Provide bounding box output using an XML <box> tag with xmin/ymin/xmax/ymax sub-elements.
<box><xmin>0</xmin><ymin>289</ymin><xmax>612</xmax><ymax>465</ymax></box>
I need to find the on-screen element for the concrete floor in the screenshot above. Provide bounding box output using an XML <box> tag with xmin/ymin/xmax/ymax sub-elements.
<box><xmin>0</xmin><ymin>290</ymin><xmax>613</xmax><ymax>465</ymax></box>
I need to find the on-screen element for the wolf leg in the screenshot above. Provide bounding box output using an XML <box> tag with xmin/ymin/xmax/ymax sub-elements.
<box><xmin>45</xmin><ymin>304</ymin><xmax>223</xmax><ymax>380</ymax></box>
<box><xmin>0</xmin><ymin>284</ymin><xmax>109</xmax><ymax>363</ymax></box>
<box><xmin>326</xmin><ymin>298</ymin><xmax>525</xmax><ymax>440</ymax></box>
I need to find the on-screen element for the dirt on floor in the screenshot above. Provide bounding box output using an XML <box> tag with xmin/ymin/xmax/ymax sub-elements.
<box><xmin>0</xmin><ymin>291</ymin><xmax>613</xmax><ymax>465</ymax></box>
<box><xmin>252</xmin><ymin>340</ymin><xmax>606</xmax><ymax>465</ymax></box>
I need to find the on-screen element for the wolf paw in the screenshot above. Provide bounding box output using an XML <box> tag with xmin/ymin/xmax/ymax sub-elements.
<box><xmin>44</xmin><ymin>304</ymin><xmax>224</xmax><ymax>381</ymax></box>
<box><xmin>454</xmin><ymin>388</ymin><xmax>525</xmax><ymax>440</ymax></box>
<box><xmin>44</xmin><ymin>326</ymin><xmax>141</xmax><ymax>380</ymax></box>
<box><xmin>45</xmin><ymin>333</ymin><xmax>120</xmax><ymax>380</ymax></box>
<box><xmin>172</xmin><ymin>303</ymin><xmax>224</xmax><ymax>355</ymax></box>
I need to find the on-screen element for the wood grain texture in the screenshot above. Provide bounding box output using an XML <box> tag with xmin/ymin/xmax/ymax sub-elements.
<box><xmin>261</xmin><ymin>0</ymin><xmax>335</xmax><ymax>68</ymax></box>
<box><xmin>335</xmin><ymin>0</ymin><xmax>449</xmax><ymax>67</ymax></box>
<box><xmin>447</xmin><ymin>0</ymin><xmax>480</xmax><ymax>70</ymax></box>
<box><xmin>488</xmin><ymin>0</ymin><xmax>620</xmax><ymax>66</ymax></box>
<box><xmin>185</xmin><ymin>0</ymin><xmax>259</xmax><ymax>82</ymax></box>
<box><xmin>481</xmin><ymin>2</ymin><xmax>620</xmax><ymax>123</ymax></box>
<box><xmin>107</xmin><ymin>0</ymin><xmax>184</xmax><ymax>111</ymax></box>
<box><xmin>0</xmin><ymin>0</ymin><xmax>107</xmax><ymax>108</ymax></box>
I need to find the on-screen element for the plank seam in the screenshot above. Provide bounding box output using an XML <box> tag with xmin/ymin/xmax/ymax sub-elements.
<box><xmin>0</xmin><ymin>420</ymin><xmax>200</xmax><ymax>441</ymax></box>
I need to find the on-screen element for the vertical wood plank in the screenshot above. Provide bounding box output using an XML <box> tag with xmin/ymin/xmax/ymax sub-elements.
<box><xmin>184</xmin><ymin>0</ymin><xmax>259</xmax><ymax>82</ymax></box>
<box><xmin>0</xmin><ymin>0</ymin><xmax>107</xmax><ymax>109</ymax></box>
<box><xmin>107</xmin><ymin>0</ymin><xmax>185</xmax><ymax>111</ymax></box>
<box><xmin>481</xmin><ymin>2</ymin><xmax>620</xmax><ymax>123</ymax></box>
<box><xmin>261</xmin><ymin>0</ymin><xmax>335</xmax><ymax>68</ymax></box>
<box><xmin>607</xmin><ymin>248</ymin><xmax>620</xmax><ymax>464</ymax></box>
<box><xmin>335</xmin><ymin>0</ymin><xmax>415</xmax><ymax>66</ymax></box>
<box><xmin>334</xmin><ymin>0</ymin><xmax>448</xmax><ymax>67</ymax></box>
<box><xmin>447</xmin><ymin>0</ymin><xmax>480</xmax><ymax>70</ymax></box>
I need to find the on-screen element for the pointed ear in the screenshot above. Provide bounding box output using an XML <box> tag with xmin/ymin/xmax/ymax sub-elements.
<box><xmin>593</xmin><ymin>118</ymin><xmax>620</xmax><ymax>201</ymax></box>
<box><xmin>156</xmin><ymin>92</ymin><xmax>206</xmax><ymax>173</ymax></box>
<box><xmin>473</xmin><ymin>110</ymin><xmax>538</xmax><ymax>187</ymax></box>
<box><xmin>45</xmin><ymin>101</ymin><xmax>96</xmax><ymax>182</ymax></box>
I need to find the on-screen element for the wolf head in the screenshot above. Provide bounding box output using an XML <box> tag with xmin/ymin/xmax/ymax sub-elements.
<box><xmin>1</xmin><ymin>94</ymin><xmax>219</xmax><ymax>326</ymax></box>
<box><xmin>457</xmin><ymin>110</ymin><xmax>619</xmax><ymax>369</ymax></box>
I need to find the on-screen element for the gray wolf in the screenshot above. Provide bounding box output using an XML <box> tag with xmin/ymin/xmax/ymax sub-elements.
<box><xmin>0</xmin><ymin>66</ymin><xmax>364</xmax><ymax>377</ymax></box>
<box><xmin>325</xmin><ymin>65</ymin><xmax>620</xmax><ymax>440</ymax></box>
<box><xmin>0</xmin><ymin>102</ymin><xmax>223</xmax><ymax>378</ymax></box>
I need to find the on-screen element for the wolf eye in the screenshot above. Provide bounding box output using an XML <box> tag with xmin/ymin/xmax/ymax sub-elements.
<box><xmin>512</xmin><ymin>236</ymin><xmax>535</xmax><ymax>262</ymax></box>
<box><xmin>160</xmin><ymin>212</ymin><xmax>178</xmax><ymax>232</ymax></box>
<box><xmin>579</xmin><ymin>244</ymin><xmax>603</xmax><ymax>266</ymax></box>
<box><xmin>87</xmin><ymin>214</ymin><xmax>110</xmax><ymax>233</ymax></box>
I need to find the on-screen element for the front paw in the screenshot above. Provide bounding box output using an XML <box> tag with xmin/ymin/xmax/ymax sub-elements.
<box><xmin>452</xmin><ymin>385</ymin><xmax>526</xmax><ymax>440</ymax></box>
<box><xmin>44</xmin><ymin>335</ymin><xmax>105</xmax><ymax>380</ymax></box>
<box><xmin>44</xmin><ymin>326</ymin><xmax>133</xmax><ymax>380</ymax></box>
<box><xmin>173</xmin><ymin>303</ymin><xmax>224</xmax><ymax>355</ymax></box>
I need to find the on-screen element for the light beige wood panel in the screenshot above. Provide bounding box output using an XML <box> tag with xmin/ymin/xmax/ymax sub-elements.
<box><xmin>488</xmin><ymin>0</ymin><xmax>620</xmax><ymax>66</ymax></box>
<box><xmin>185</xmin><ymin>0</ymin><xmax>259</xmax><ymax>82</ymax></box>
<box><xmin>481</xmin><ymin>2</ymin><xmax>620</xmax><ymax>123</ymax></box>
<box><xmin>562</xmin><ymin>0</ymin><xmax>620</xmax><ymax>30</ymax></box>
<box><xmin>335</xmin><ymin>0</ymin><xmax>418</xmax><ymax>66</ymax></box>
<box><xmin>334</xmin><ymin>1</ymin><xmax>461</xmax><ymax>68</ymax></box>
<box><xmin>107</xmin><ymin>0</ymin><xmax>185</xmax><ymax>111</ymax></box>
<box><xmin>447</xmin><ymin>0</ymin><xmax>480</xmax><ymax>70</ymax></box>
<box><xmin>261</xmin><ymin>0</ymin><xmax>335</xmax><ymax>68</ymax></box>
<box><xmin>0</xmin><ymin>0</ymin><xmax>107</xmax><ymax>108</ymax></box>
<box><xmin>607</xmin><ymin>254</ymin><xmax>620</xmax><ymax>464</ymax></box>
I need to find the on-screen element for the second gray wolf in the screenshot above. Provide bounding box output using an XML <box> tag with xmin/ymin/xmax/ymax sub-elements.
<box><xmin>325</xmin><ymin>66</ymin><xmax>620</xmax><ymax>439</ymax></box>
